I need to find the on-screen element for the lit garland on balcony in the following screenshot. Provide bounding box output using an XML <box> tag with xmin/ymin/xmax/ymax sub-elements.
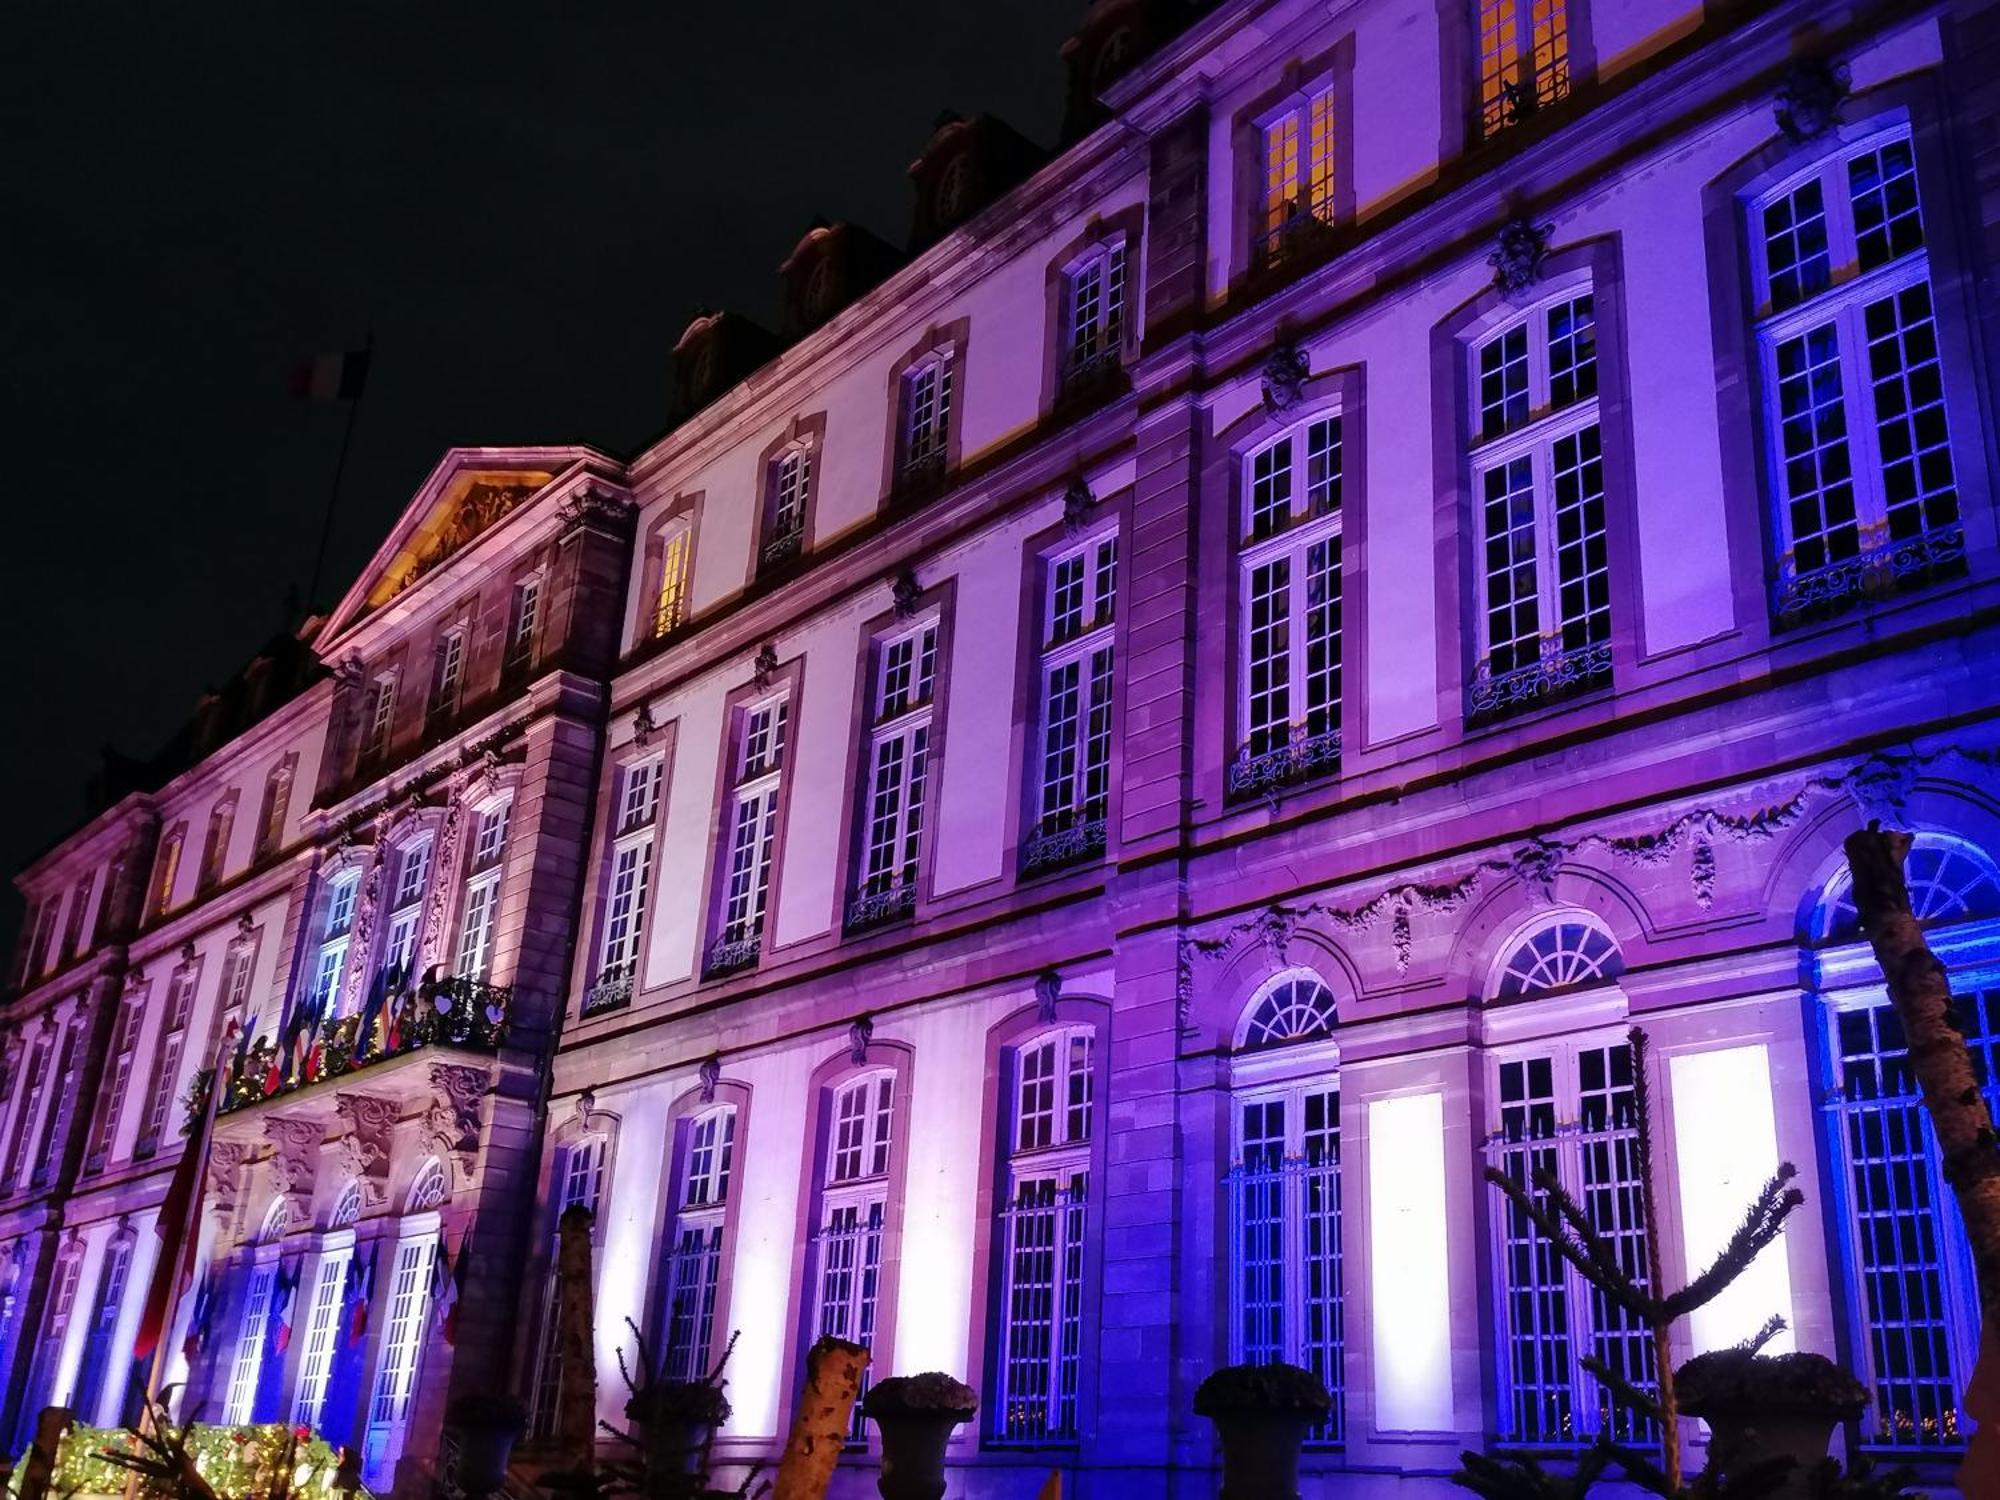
<box><xmin>46</xmin><ymin>1421</ymin><xmax>353</xmax><ymax>1500</ymax></box>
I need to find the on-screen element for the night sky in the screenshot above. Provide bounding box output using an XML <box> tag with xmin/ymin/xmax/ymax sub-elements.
<box><xmin>0</xmin><ymin>1</ymin><xmax>1084</xmax><ymax>941</ymax></box>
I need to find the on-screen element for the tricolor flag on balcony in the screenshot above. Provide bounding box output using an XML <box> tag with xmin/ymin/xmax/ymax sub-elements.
<box><xmin>271</xmin><ymin>1257</ymin><xmax>301</xmax><ymax>1354</ymax></box>
<box><xmin>344</xmin><ymin>1244</ymin><xmax>377</xmax><ymax>1347</ymax></box>
<box><xmin>431</xmin><ymin>1228</ymin><xmax>469</xmax><ymax>1345</ymax></box>
<box><xmin>287</xmin><ymin>348</ymin><xmax>371</xmax><ymax>402</ymax></box>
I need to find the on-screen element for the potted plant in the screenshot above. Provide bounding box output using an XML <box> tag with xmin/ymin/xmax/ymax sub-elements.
<box><xmin>625</xmin><ymin>1374</ymin><xmax>732</xmax><ymax>1478</ymax></box>
<box><xmin>445</xmin><ymin>1392</ymin><xmax>528</xmax><ymax>1496</ymax></box>
<box><xmin>1676</xmin><ymin>1348</ymin><xmax>1868</xmax><ymax>1497</ymax></box>
<box><xmin>1193</xmin><ymin>1362</ymin><xmax>1332</xmax><ymax>1500</ymax></box>
<box><xmin>859</xmin><ymin>1373</ymin><xmax>978</xmax><ymax>1500</ymax></box>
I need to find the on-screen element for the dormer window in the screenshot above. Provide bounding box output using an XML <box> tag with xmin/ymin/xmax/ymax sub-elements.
<box><xmin>1061</xmin><ymin>239</ymin><xmax>1128</xmax><ymax>395</ymax></box>
<box><xmin>804</xmin><ymin>258</ymin><xmax>839</xmax><ymax>322</ymax></box>
<box><xmin>900</xmin><ymin>353</ymin><xmax>954</xmax><ymax>486</ymax></box>
<box><xmin>935</xmin><ymin>153</ymin><xmax>975</xmax><ymax>222</ymax></box>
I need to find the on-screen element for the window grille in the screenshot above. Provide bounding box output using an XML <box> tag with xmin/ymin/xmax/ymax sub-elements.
<box><xmin>849</xmin><ymin>622</ymin><xmax>937</xmax><ymax>930</ymax></box>
<box><xmin>1028</xmin><ymin>532</ymin><xmax>1117</xmax><ymax>876</ymax></box>
<box><xmin>1476</xmin><ymin>0</ymin><xmax>1571</xmax><ymax>139</ymax></box>
<box><xmin>661</xmin><ymin>1108</ymin><xmax>735</xmax><ymax>1380</ymax></box>
<box><xmin>1495</xmin><ymin>920</ymin><xmax>1623</xmax><ymax>998</ymax></box>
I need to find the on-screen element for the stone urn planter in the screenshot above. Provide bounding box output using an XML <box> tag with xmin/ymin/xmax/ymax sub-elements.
<box><xmin>860</xmin><ymin>1373</ymin><xmax>978</xmax><ymax>1500</ymax></box>
<box><xmin>1194</xmin><ymin>1362</ymin><xmax>1332</xmax><ymax>1500</ymax></box>
<box><xmin>1677</xmin><ymin>1349</ymin><xmax>1869</xmax><ymax>1498</ymax></box>
<box><xmin>627</xmin><ymin>1375</ymin><xmax>732</xmax><ymax>1477</ymax></box>
<box><xmin>444</xmin><ymin>1393</ymin><xmax>528</xmax><ymax>1497</ymax></box>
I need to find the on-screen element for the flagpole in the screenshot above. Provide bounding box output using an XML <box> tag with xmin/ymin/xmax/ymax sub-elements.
<box><xmin>305</xmin><ymin>330</ymin><xmax>374</xmax><ymax>613</ymax></box>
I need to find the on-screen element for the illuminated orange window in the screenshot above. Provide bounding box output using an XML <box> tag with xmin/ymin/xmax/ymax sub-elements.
<box><xmin>1478</xmin><ymin>0</ymin><xmax>1568</xmax><ymax>139</ymax></box>
<box><xmin>1260</xmin><ymin>86</ymin><xmax>1337</xmax><ymax>265</ymax></box>
<box><xmin>654</xmin><ymin>526</ymin><xmax>692</xmax><ymax>638</ymax></box>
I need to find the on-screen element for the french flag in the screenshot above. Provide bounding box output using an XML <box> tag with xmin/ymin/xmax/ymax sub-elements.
<box><xmin>287</xmin><ymin>348</ymin><xmax>370</xmax><ymax>402</ymax></box>
<box><xmin>271</xmin><ymin>1258</ymin><xmax>301</xmax><ymax>1354</ymax></box>
<box><xmin>431</xmin><ymin>1229</ymin><xmax>468</xmax><ymax>1346</ymax></box>
<box><xmin>343</xmin><ymin>1246</ymin><xmax>376</xmax><ymax>1348</ymax></box>
<box><xmin>180</xmin><ymin>1275</ymin><xmax>212</xmax><ymax>1369</ymax></box>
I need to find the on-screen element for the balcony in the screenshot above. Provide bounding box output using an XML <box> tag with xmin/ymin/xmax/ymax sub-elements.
<box><xmin>1467</xmin><ymin>641</ymin><xmax>1612</xmax><ymax>725</ymax></box>
<box><xmin>217</xmin><ymin>975</ymin><xmax>510</xmax><ymax>1116</ymax></box>
<box><xmin>759</xmin><ymin>523</ymin><xmax>805</xmax><ymax>576</ymax></box>
<box><xmin>1021</xmin><ymin>816</ymin><xmax>1107</xmax><ymax>877</ymax></box>
<box><xmin>1774</xmin><ymin>521</ymin><xmax>1965</xmax><ymax>629</ymax></box>
<box><xmin>1055</xmin><ymin>344</ymin><xmax>1127</xmax><ymax>411</ymax></box>
<box><xmin>1226</xmin><ymin>725</ymin><xmax>1342</xmax><ymax>803</ymax></box>
<box><xmin>844</xmin><ymin>880</ymin><xmax>916</xmax><ymax>934</ymax></box>
<box><xmin>703</xmin><ymin>932</ymin><xmax>761</xmax><ymax>981</ymax></box>
<box><xmin>580</xmin><ymin>966</ymin><xmax>634</xmax><ymax>1018</ymax></box>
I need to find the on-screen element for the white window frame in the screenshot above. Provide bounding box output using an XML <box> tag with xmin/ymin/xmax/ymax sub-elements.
<box><xmin>1061</xmin><ymin>238</ymin><xmax>1128</xmax><ymax>386</ymax></box>
<box><xmin>901</xmin><ymin>350</ymin><xmax>955</xmax><ymax>479</ymax></box>
<box><xmin>508</xmin><ymin>574</ymin><xmax>543</xmax><ymax>672</ymax></box>
<box><xmin>362</xmin><ymin>672</ymin><xmax>398</xmax><ymax>762</ymax></box>
<box><xmin>382</xmin><ymin>836</ymin><xmax>433</xmax><ymax>986</ymax></box>
<box><xmin>429</xmin><ymin>627</ymin><xmax>467</xmax><ymax>719</ymax></box>
<box><xmin>850</xmin><ymin>619</ymin><xmax>938</xmax><ymax>924</ymax></box>
<box><xmin>661</xmin><ymin>1106</ymin><xmax>735</xmax><ymax>1381</ymax></box>
<box><xmin>813</xmin><ymin>1073</ymin><xmax>896</xmax><ymax>1432</ymax></box>
<box><xmin>224</xmin><ymin>1260</ymin><xmax>278</xmax><ymax>1424</ymax></box>
<box><xmin>529</xmin><ymin>1135</ymin><xmax>607</xmax><ymax>1440</ymax></box>
<box><xmin>1256</xmin><ymin>81</ymin><xmax>1338</xmax><ymax>265</ymax></box>
<box><xmin>764</xmin><ymin>442</ymin><xmax>815</xmax><ymax>567</ymax></box>
<box><xmin>292</xmin><ymin>1234</ymin><xmax>353</xmax><ymax>1429</ymax></box>
<box><xmin>713</xmin><ymin>696</ymin><xmax>788</xmax><ymax>965</ymax></box>
<box><xmin>362</xmin><ymin>1223</ymin><xmax>437</xmax><ymax>1485</ymax></box>
<box><xmin>1029</xmin><ymin>528</ymin><xmax>1118</xmax><ymax>873</ymax></box>
<box><xmin>455</xmin><ymin>799</ymin><xmax>511</xmax><ymax>981</ymax></box>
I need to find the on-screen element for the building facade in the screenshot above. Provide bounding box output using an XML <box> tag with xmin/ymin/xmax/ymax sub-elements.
<box><xmin>6</xmin><ymin>0</ymin><xmax>2000</xmax><ymax>1496</ymax></box>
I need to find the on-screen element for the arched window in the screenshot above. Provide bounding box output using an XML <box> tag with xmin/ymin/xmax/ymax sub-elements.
<box><xmin>660</xmin><ymin>1106</ymin><xmax>736</xmax><ymax>1381</ymax></box>
<box><xmin>528</xmin><ymin>1131</ymin><xmax>607</xmax><ymax>1440</ymax></box>
<box><xmin>72</xmin><ymin>1232</ymin><xmax>136</xmax><ymax>1424</ymax></box>
<box><xmin>19</xmin><ymin>1241</ymin><xmax>85</xmax><ymax>1425</ymax></box>
<box><xmin>294</xmin><ymin>1189</ymin><xmax>362</xmax><ymax>1432</ymax></box>
<box><xmin>259</xmin><ymin>1197</ymin><xmax>291</xmax><ymax>1243</ymax></box>
<box><xmin>1242</xmin><ymin>973</ymin><xmax>1339</xmax><ymax>1048</ymax></box>
<box><xmin>992</xmin><ymin>1026</ymin><xmax>1094</xmax><ymax>1444</ymax></box>
<box><xmin>1814</xmin><ymin>834</ymin><xmax>2000</xmax><ymax>945</ymax></box>
<box><xmin>406</xmin><ymin>1158</ymin><xmax>449</xmax><ymax>1213</ymax></box>
<box><xmin>1494</xmin><ymin>918</ymin><xmax>1623</xmax><ymax>998</ymax></box>
<box><xmin>809</xmin><ymin>1069</ymin><xmax>898</xmax><ymax>1434</ymax></box>
<box><xmin>1228</xmin><ymin>971</ymin><xmax>1344</xmax><ymax>1442</ymax></box>
<box><xmin>330</xmin><ymin>1180</ymin><xmax>365</xmax><ymax>1228</ymax></box>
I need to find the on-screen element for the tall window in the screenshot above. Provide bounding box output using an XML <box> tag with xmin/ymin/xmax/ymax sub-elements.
<box><xmin>60</xmin><ymin>871</ymin><xmax>95</xmax><ymax>961</ymax></box>
<box><xmin>31</xmin><ymin>1019</ymin><xmax>83</xmax><ymax>1187</ymax></box>
<box><xmin>254</xmin><ymin>759</ymin><xmax>296</xmax><ymax>861</ymax></box>
<box><xmin>139</xmin><ymin>969</ymin><xmax>199</xmax><ymax>1156</ymax></box>
<box><xmin>1259</xmin><ymin>85</ymin><xmax>1338</xmax><ymax>266</ymax></box>
<box><xmin>1233</xmin><ymin>412</ymin><xmax>1342</xmax><ymax>798</ymax></box>
<box><xmin>382</xmin><ymin>838</ymin><xmax>432</xmax><ymax>988</ymax></box>
<box><xmin>293</xmin><ymin>1241</ymin><xmax>352</xmax><ymax>1430</ymax></box>
<box><xmin>1814</xmin><ymin>835</ymin><xmax>1999</xmax><ymax>1451</ymax></box>
<box><xmin>900</xmin><ymin>353</ymin><xmax>954</xmax><ymax>486</ymax></box>
<box><xmin>362</xmin><ymin>673</ymin><xmax>398</xmax><ymax>763</ymax></box>
<box><xmin>993</xmin><ymin>1028</ymin><xmax>1094</xmax><ymax>1445</ymax></box>
<box><xmin>73</xmin><ymin>1236</ymin><xmax>134</xmax><ymax>1424</ymax></box>
<box><xmin>587</xmin><ymin>760</ymin><xmax>662</xmax><ymax>1014</ymax></box>
<box><xmin>653</xmin><ymin>525</ymin><xmax>693</xmax><ymax>638</ymax></box>
<box><xmin>1027</xmin><ymin>532</ymin><xmax>1117</xmax><ymax>875</ymax></box>
<box><xmin>1466</xmin><ymin>285</ymin><xmax>1610</xmax><ymax>719</ymax></box>
<box><xmin>507</xmin><ymin>575</ymin><xmax>543</xmax><ymax>674</ymax></box>
<box><xmin>86</xmin><ymin>999</ymin><xmax>142</xmax><ymax>1172</ymax></box>
<box><xmin>150</xmin><ymin>825</ymin><xmax>185</xmax><ymax>918</ymax></box>
<box><xmin>198</xmin><ymin>796</ymin><xmax>236</xmax><ymax>893</ymax></box>
<box><xmin>848</xmin><ymin>622</ymin><xmax>937</xmax><ymax>931</ymax></box>
<box><xmin>428</xmin><ymin>628</ymin><xmax>467</xmax><ymax>722</ymax></box>
<box><xmin>10</xmin><ymin>898</ymin><xmax>47</xmax><ymax>987</ymax></box>
<box><xmin>1476</xmin><ymin>0</ymin><xmax>1571</xmax><ymax>139</ymax></box>
<box><xmin>3</xmin><ymin>1034</ymin><xmax>51</xmax><ymax>1187</ymax></box>
<box><xmin>709</xmin><ymin>697</ymin><xmax>788</xmax><ymax>976</ymax></box>
<box><xmin>529</xmin><ymin>1135</ymin><xmax>607</xmax><ymax>1439</ymax></box>
<box><xmin>1750</xmin><ymin>128</ymin><xmax>1962</xmax><ymax>624</ymax></box>
<box><xmin>19</xmin><ymin>1246</ymin><xmax>84</xmax><ymax>1425</ymax></box>
<box><xmin>763</xmin><ymin>446</ymin><xmax>814</xmax><ymax>572</ymax></box>
<box><xmin>812</xmin><ymin>1073</ymin><xmax>896</xmax><ymax>1434</ymax></box>
<box><xmin>225</xmin><ymin>1262</ymin><xmax>278</xmax><ymax>1424</ymax></box>
<box><xmin>1229</xmin><ymin>974</ymin><xmax>1344</xmax><ymax>1442</ymax></box>
<box><xmin>1061</xmin><ymin>241</ymin><xmax>1127</xmax><ymax>392</ymax></box>
<box><xmin>362</xmin><ymin>1235</ymin><xmax>434</xmax><ymax>1482</ymax></box>
<box><xmin>311</xmin><ymin>872</ymin><xmax>361</xmax><ymax>1019</ymax></box>
<box><xmin>455</xmin><ymin>801</ymin><xmax>511</xmax><ymax>980</ymax></box>
<box><xmin>1484</xmin><ymin>1036</ymin><xmax>1653</xmax><ymax>1448</ymax></box>
<box><xmin>661</xmin><ymin>1107</ymin><xmax>736</xmax><ymax>1381</ymax></box>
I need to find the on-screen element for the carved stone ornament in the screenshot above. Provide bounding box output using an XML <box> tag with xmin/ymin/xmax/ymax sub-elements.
<box><xmin>1035</xmin><ymin>969</ymin><xmax>1063</xmax><ymax>1026</ymax></box>
<box><xmin>209</xmin><ymin>1140</ymin><xmax>250</xmax><ymax>1228</ymax></box>
<box><xmin>1062</xmin><ymin>478</ymin><xmax>1096</xmax><ymax>536</ymax></box>
<box><xmin>752</xmin><ymin>644</ymin><xmax>780</xmax><ymax>692</ymax></box>
<box><xmin>123</xmin><ymin>967</ymin><xmax>148</xmax><ymax>996</ymax></box>
<box><xmin>698</xmin><ymin>1054</ymin><xmax>722</xmax><ymax>1104</ymax></box>
<box><xmin>236</xmin><ymin>911</ymin><xmax>255</xmax><ymax>940</ymax></box>
<box><xmin>1257</xmin><ymin>905</ymin><xmax>1298</xmax><ymax>966</ymax></box>
<box><xmin>848</xmin><ymin>1014</ymin><xmax>875</xmax><ymax>1066</ymax></box>
<box><xmin>426</xmin><ymin>1063</ymin><xmax>489</xmax><ymax>1174</ymax></box>
<box><xmin>418</xmin><ymin>801</ymin><xmax>465</xmax><ymax>972</ymax></box>
<box><xmin>333</xmin><ymin>654</ymin><xmax>366</xmax><ymax>689</ymax></box>
<box><xmin>1775</xmin><ymin>57</ymin><xmax>1851</xmax><ymax>145</ymax></box>
<box><xmin>1489</xmin><ymin>217</ymin><xmax>1554</xmax><ymax>295</ymax></box>
<box><xmin>891</xmin><ymin>568</ymin><xmax>922</xmax><ymax>621</ymax></box>
<box><xmin>1260</xmin><ymin>342</ymin><xmax>1310</xmax><ymax>413</ymax></box>
<box><xmin>178</xmin><ymin>940</ymin><xmax>198</xmax><ymax>967</ymax></box>
<box><xmin>557</xmin><ymin>483</ymin><xmax>636</xmax><ymax>531</ymax></box>
<box><xmin>632</xmin><ymin>701</ymin><xmax>659</xmax><ymax>750</ymax></box>
<box><xmin>263</xmin><ymin>1116</ymin><xmax>323</xmax><ymax>1213</ymax></box>
<box><xmin>333</xmin><ymin>1093</ymin><xmax>400</xmax><ymax>1206</ymax></box>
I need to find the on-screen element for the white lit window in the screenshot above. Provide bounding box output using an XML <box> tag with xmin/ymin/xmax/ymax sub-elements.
<box><xmin>1483</xmin><ymin>1038</ymin><xmax>1653</xmax><ymax>1447</ymax></box>
<box><xmin>3</xmin><ymin>1035</ymin><xmax>51</xmax><ymax>1185</ymax></box>
<box><xmin>763</xmin><ymin>445</ymin><xmax>814</xmax><ymax>570</ymax></box>
<box><xmin>362</xmin><ymin>673</ymin><xmax>398</xmax><ymax>761</ymax></box>
<box><xmin>224</xmin><ymin>1264</ymin><xmax>277</xmax><ymax>1424</ymax></box>
<box><xmin>993</xmin><ymin>1027</ymin><xmax>1094</xmax><ymax>1444</ymax></box>
<box><xmin>901</xmin><ymin>354</ymin><xmax>954</xmax><ymax>480</ymax></box>
<box><xmin>292</xmin><ymin>1247</ymin><xmax>352</xmax><ymax>1429</ymax></box>
<box><xmin>1063</xmin><ymin>241</ymin><xmax>1127</xmax><ymax>386</ymax></box>
<box><xmin>86</xmin><ymin>1000</ymin><xmax>142</xmax><ymax>1168</ymax></box>
<box><xmin>616</xmin><ymin>758</ymin><xmax>663</xmax><ymax>834</ymax></box>
<box><xmin>662</xmin><ymin>1107</ymin><xmax>736</xmax><ymax>1381</ymax></box>
<box><xmin>312</xmin><ymin>872</ymin><xmax>360</xmax><ymax>1015</ymax></box>
<box><xmin>1233</xmin><ymin>412</ymin><xmax>1342</xmax><ymax>794</ymax></box>
<box><xmin>849</xmin><ymin>622</ymin><xmax>937</xmax><ymax>928</ymax></box>
<box><xmin>19</xmin><ymin>1248</ymin><xmax>85</xmax><ymax>1423</ymax></box>
<box><xmin>1028</xmin><ymin>532</ymin><xmax>1117</xmax><ymax>875</ymax></box>
<box><xmin>1259</xmin><ymin>85</ymin><xmax>1337</xmax><ymax>264</ymax></box>
<box><xmin>382</xmin><ymin>838</ymin><xmax>432</xmax><ymax>987</ymax></box>
<box><xmin>711</xmin><ymin>698</ymin><xmax>788</xmax><ymax>971</ymax></box>
<box><xmin>813</xmin><ymin>1074</ymin><xmax>896</xmax><ymax>1433</ymax></box>
<box><xmin>1467</xmin><ymin>285</ymin><xmax>1610</xmax><ymax>718</ymax></box>
<box><xmin>508</xmin><ymin>575</ymin><xmax>542</xmax><ymax>672</ymax></box>
<box><xmin>72</xmin><ymin>1238</ymin><xmax>133</xmax><ymax>1423</ymax></box>
<box><xmin>455</xmin><ymin>801</ymin><xmax>510</xmax><ymax>980</ymax></box>
<box><xmin>362</xmin><ymin>1237</ymin><xmax>434</xmax><ymax>1481</ymax></box>
<box><xmin>1476</xmin><ymin>0</ymin><xmax>1572</xmax><ymax>139</ymax></box>
<box><xmin>429</xmin><ymin>628</ymin><xmax>466</xmax><ymax>719</ymax></box>
<box><xmin>653</xmin><ymin>526</ymin><xmax>693</xmax><ymax>638</ymax></box>
<box><xmin>1750</xmin><ymin>129</ymin><xmax>1961</xmax><ymax>623</ymax></box>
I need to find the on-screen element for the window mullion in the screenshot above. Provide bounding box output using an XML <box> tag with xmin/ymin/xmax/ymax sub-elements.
<box><xmin>1533</xmin><ymin>442</ymin><xmax>1561</xmax><ymax>658</ymax></box>
<box><xmin>1837</xmin><ymin>299</ymin><xmax>1892</xmax><ymax>542</ymax></box>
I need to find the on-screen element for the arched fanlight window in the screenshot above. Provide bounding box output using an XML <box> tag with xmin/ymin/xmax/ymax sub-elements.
<box><xmin>1494</xmin><ymin>919</ymin><xmax>1623</xmax><ymax>999</ymax></box>
<box><xmin>407</xmin><ymin>1157</ymin><xmax>449</xmax><ymax>1213</ymax></box>
<box><xmin>1814</xmin><ymin>834</ymin><xmax>2000</xmax><ymax>945</ymax></box>
<box><xmin>258</xmin><ymin>1197</ymin><xmax>291</xmax><ymax>1244</ymax></box>
<box><xmin>1242</xmin><ymin>973</ymin><xmax>1339</xmax><ymax>1049</ymax></box>
<box><xmin>329</xmin><ymin>1181</ymin><xmax>363</xmax><ymax>1229</ymax></box>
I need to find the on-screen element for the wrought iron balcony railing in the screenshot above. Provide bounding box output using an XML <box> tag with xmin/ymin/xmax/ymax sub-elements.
<box><xmin>1226</xmin><ymin>725</ymin><xmax>1342</xmax><ymax>802</ymax></box>
<box><xmin>580</xmin><ymin>966</ymin><xmax>635</xmax><ymax>1018</ymax></box>
<box><xmin>1774</xmin><ymin>522</ymin><xmax>1965</xmax><ymax>628</ymax></box>
<box><xmin>703</xmin><ymin>932</ymin><xmax>762</xmax><ymax>980</ymax></box>
<box><xmin>216</xmin><ymin>974</ymin><xmax>510</xmax><ymax>1115</ymax></box>
<box><xmin>760</xmin><ymin>524</ymin><xmax>805</xmax><ymax>575</ymax></box>
<box><xmin>1021</xmin><ymin>816</ymin><xmax>1107</xmax><ymax>877</ymax></box>
<box><xmin>844</xmin><ymin>879</ymin><xmax>916</xmax><ymax>934</ymax></box>
<box><xmin>1468</xmin><ymin>640</ymin><xmax>1612</xmax><ymax>724</ymax></box>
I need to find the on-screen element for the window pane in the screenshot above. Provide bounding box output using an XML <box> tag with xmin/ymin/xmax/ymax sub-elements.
<box><xmin>1863</xmin><ymin>281</ymin><xmax>1958</xmax><ymax>541</ymax></box>
<box><xmin>1551</xmin><ymin>423</ymin><xmax>1610</xmax><ymax>651</ymax></box>
<box><xmin>1773</xmin><ymin>322</ymin><xmax>1859</xmax><ymax>576</ymax></box>
<box><xmin>1761</xmin><ymin>179</ymin><xmax>1832</xmax><ymax>312</ymax></box>
<box><xmin>1849</xmin><ymin>138</ymin><xmax>1924</xmax><ymax>272</ymax></box>
<box><xmin>1481</xmin><ymin>457</ymin><xmax>1541</xmax><ymax>674</ymax></box>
